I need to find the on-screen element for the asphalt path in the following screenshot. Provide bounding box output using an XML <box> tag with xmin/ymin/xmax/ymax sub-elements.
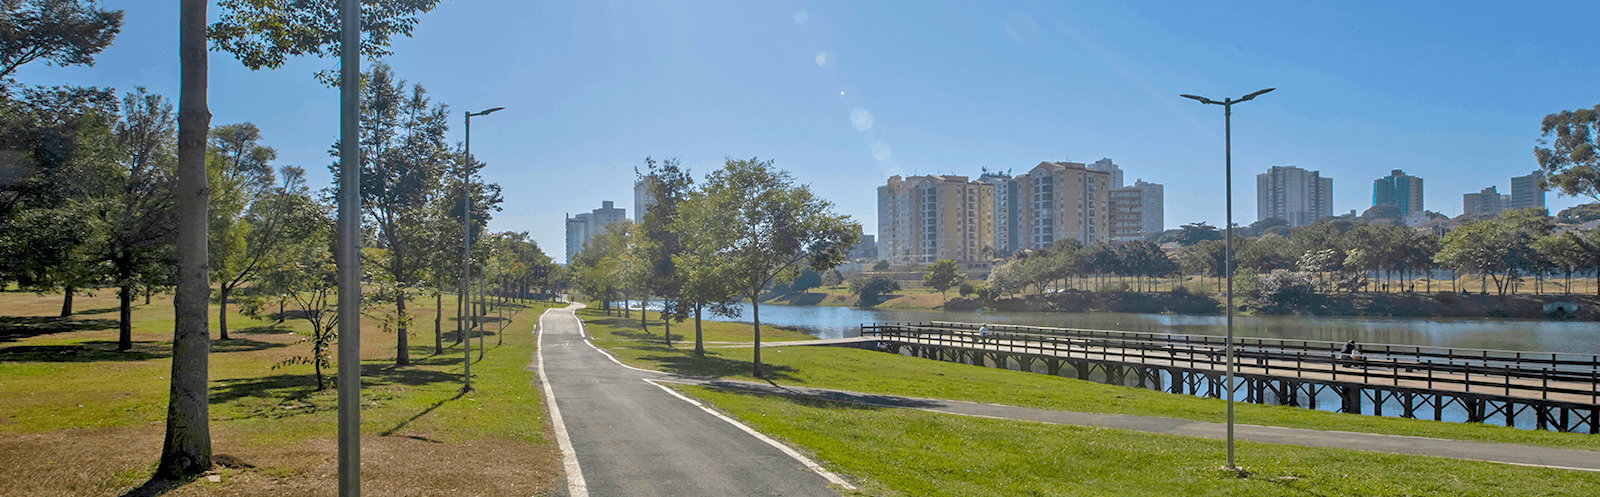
<box><xmin>536</xmin><ymin>304</ymin><xmax>846</xmax><ymax>497</ymax></box>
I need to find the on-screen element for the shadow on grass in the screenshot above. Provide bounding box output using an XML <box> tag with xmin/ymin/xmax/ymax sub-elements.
<box><xmin>225</xmin><ymin>325</ymin><xmax>289</xmax><ymax>336</ymax></box>
<box><xmin>0</xmin><ymin>316</ymin><xmax>118</xmax><ymax>344</ymax></box>
<box><xmin>210</xmin><ymin>363</ymin><xmax>464</xmax><ymax>418</ymax></box>
<box><xmin>380</xmin><ymin>389</ymin><xmax>466</xmax><ymax>437</ymax></box>
<box><xmin>634</xmin><ymin>348</ymin><xmax>801</xmax><ymax>382</ymax></box>
<box><xmin>76</xmin><ymin>306</ymin><xmax>120</xmax><ymax>315</ymax></box>
<box><xmin>0</xmin><ymin>337</ymin><xmax>287</xmax><ymax>363</ymax></box>
<box><xmin>117</xmin><ymin>475</ymin><xmax>192</xmax><ymax>497</ymax></box>
<box><xmin>692</xmin><ymin>384</ymin><xmax>906</xmax><ymax>412</ymax></box>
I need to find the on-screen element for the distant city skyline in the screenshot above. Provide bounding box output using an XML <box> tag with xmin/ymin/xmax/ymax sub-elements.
<box><xmin>35</xmin><ymin>1</ymin><xmax>1597</xmax><ymax>262</ymax></box>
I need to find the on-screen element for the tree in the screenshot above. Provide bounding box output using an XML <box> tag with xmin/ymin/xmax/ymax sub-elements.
<box><xmin>210</xmin><ymin>0</ymin><xmax>445</xmax><ymax>84</ymax></box>
<box><xmin>871</xmin><ymin>259</ymin><xmax>890</xmax><ymax>271</ymax></box>
<box><xmin>207</xmin><ymin>122</ymin><xmax>281</xmax><ymax>340</ymax></box>
<box><xmin>1533</xmin><ymin>232</ymin><xmax>1597</xmax><ymax>294</ymax></box>
<box><xmin>347</xmin><ymin>63</ymin><xmax>450</xmax><ymax>366</ymax></box>
<box><xmin>923</xmin><ymin>259</ymin><xmax>963</xmax><ymax>303</ymax></box>
<box><xmin>635</xmin><ymin>157</ymin><xmax>693</xmax><ymax>343</ymax></box>
<box><xmin>158</xmin><ymin>0</ymin><xmax>211</xmax><ymax>480</ymax></box>
<box><xmin>850</xmin><ymin>274</ymin><xmax>900</xmax><ymax>304</ymax></box>
<box><xmin>1174</xmin><ymin>221</ymin><xmax>1222</xmax><ymax>246</ymax></box>
<box><xmin>1535</xmin><ymin>104</ymin><xmax>1600</xmax><ymax>202</ymax></box>
<box><xmin>246</xmin><ymin>208</ymin><xmax>338</xmax><ymax>390</ymax></box>
<box><xmin>79</xmin><ymin>88</ymin><xmax>179</xmax><ymax>351</ymax></box>
<box><xmin>0</xmin><ymin>0</ymin><xmax>123</xmax><ymax>81</ymax></box>
<box><xmin>681</xmin><ymin>157</ymin><xmax>859</xmax><ymax>377</ymax></box>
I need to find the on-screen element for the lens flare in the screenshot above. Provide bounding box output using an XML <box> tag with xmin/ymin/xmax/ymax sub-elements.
<box><xmin>872</xmin><ymin>143</ymin><xmax>892</xmax><ymax>161</ymax></box>
<box><xmin>794</xmin><ymin>11</ymin><xmax>808</xmax><ymax>24</ymax></box>
<box><xmin>815</xmin><ymin>51</ymin><xmax>835</xmax><ymax>69</ymax></box>
<box><xmin>851</xmin><ymin>108</ymin><xmax>873</xmax><ymax>131</ymax></box>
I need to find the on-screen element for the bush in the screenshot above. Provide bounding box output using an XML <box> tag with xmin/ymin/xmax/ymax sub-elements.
<box><xmin>1258</xmin><ymin>269</ymin><xmax>1315</xmax><ymax>307</ymax></box>
<box><xmin>958</xmin><ymin>282</ymin><xmax>975</xmax><ymax>297</ymax></box>
<box><xmin>872</xmin><ymin>260</ymin><xmax>891</xmax><ymax>271</ymax></box>
<box><xmin>850</xmin><ymin>275</ymin><xmax>901</xmax><ymax>305</ymax></box>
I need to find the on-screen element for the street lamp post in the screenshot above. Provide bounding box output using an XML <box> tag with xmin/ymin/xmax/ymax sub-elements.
<box><xmin>461</xmin><ymin>106</ymin><xmax>503</xmax><ymax>391</ymax></box>
<box><xmin>1179</xmin><ymin>88</ymin><xmax>1274</xmax><ymax>471</ymax></box>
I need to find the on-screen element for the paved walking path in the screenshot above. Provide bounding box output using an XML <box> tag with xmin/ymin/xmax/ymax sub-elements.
<box><xmin>536</xmin><ymin>304</ymin><xmax>847</xmax><ymax>497</ymax></box>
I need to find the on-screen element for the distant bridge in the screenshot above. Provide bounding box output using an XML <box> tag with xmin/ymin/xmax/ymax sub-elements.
<box><xmin>859</xmin><ymin>321</ymin><xmax>1600</xmax><ymax>433</ymax></box>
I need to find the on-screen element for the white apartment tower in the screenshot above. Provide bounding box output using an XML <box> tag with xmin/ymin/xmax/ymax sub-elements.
<box><xmin>1257</xmin><ymin>165</ymin><xmax>1333</xmax><ymax>228</ymax></box>
<box><xmin>564</xmin><ymin>200</ymin><xmax>627</xmax><ymax>263</ymax></box>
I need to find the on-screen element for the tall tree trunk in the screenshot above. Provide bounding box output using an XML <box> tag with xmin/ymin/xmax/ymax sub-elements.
<box><xmin>640</xmin><ymin>297</ymin><xmax>648</xmax><ymax>333</ymax></box>
<box><xmin>751</xmin><ymin>298</ymin><xmax>762</xmax><ymax>378</ymax></box>
<box><xmin>157</xmin><ymin>0</ymin><xmax>212</xmax><ymax>479</ymax></box>
<box><xmin>663</xmin><ymin>303</ymin><xmax>671</xmax><ymax>347</ymax></box>
<box><xmin>455</xmin><ymin>290</ymin><xmax>464</xmax><ymax>345</ymax></box>
<box><xmin>395</xmin><ymin>289</ymin><xmax>409</xmax><ymax>366</ymax></box>
<box><xmin>60</xmin><ymin>286</ymin><xmax>73</xmax><ymax>317</ymax></box>
<box><xmin>118</xmin><ymin>285</ymin><xmax>133</xmax><ymax>351</ymax></box>
<box><xmin>435</xmin><ymin>288</ymin><xmax>443</xmax><ymax>354</ymax></box>
<box><xmin>694</xmin><ymin>304</ymin><xmax>704</xmax><ymax>357</ymax></box>
<box><xmin>218</xmin><ymin>285</ymin><xmax>230</xmax><ymax>340</ymax></box>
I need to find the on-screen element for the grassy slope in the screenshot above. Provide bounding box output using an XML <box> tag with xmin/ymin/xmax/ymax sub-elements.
<box><xmin>581</xmin><ymin>314</ymin><xmax>1600</xmax><ymax>451</ymax></box>
<box><xmin>0</xmin><ymin>291</ymin><xmax>562</xmax><ymax>495</ymax></box>
<box><xmin>678</xmin><ymin>385</ymin><xmax>1600</xmax><ymax>497</ymax></box>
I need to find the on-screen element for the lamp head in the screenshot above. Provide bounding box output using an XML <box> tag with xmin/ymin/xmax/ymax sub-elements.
<box><xmin>469</xmin><ymin>106</ymin><xmax>506</xmax><ymax>117</ymax></box>
<box><xmin>1237</xmin><ymin>88</ymin><xmax>1275</xmax><ymax>102</ymax></box>
<box><xmin>1180</xmin><ymin>94</ymin><xmax>1221</xmax><ymax>105</ymax></box>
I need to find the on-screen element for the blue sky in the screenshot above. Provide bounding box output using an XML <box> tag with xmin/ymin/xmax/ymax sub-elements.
<box><xmin>19</xmin><ymin>0</ymin><xmax>1598</xmax><ymax>262</ymax></box>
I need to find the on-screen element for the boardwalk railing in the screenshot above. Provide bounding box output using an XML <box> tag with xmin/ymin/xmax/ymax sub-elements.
<box><xmin>860</xmin><ymin>321</ymin><xmax>1600</xmax><ymax>432</ymax></box>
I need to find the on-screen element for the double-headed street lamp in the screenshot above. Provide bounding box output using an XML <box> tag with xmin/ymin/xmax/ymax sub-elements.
<box><xmin>1180</xmin><ymin>87</ymin><xmax>1274</xmax><ymax>471</ymax></box>
<box><xmin>461</xmin><ymin>106</ymin><xmax>504</xmax><ymax>392</ymax></box>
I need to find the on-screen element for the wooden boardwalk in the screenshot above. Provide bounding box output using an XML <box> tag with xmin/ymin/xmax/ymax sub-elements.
<box><xmin>861</xmin><ymin>322</ymin><xmax>1600</xmax><ymax>433</ymax></box>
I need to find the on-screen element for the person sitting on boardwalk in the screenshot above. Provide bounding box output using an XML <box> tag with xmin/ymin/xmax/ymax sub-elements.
<box><xmin>1339</xmin><ymin>339</ymin><xmax>1362</xmax><ymax>365</ymax></box>
<box><xmin>978</xmin><ymin>324</ymin><xmax>991</xmax><ymax>342</ymax></box>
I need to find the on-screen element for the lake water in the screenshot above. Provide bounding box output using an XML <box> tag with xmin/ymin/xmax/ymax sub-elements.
<box><xmin>704</xmin><ymin>303</ymin><xmax>1600</xmax><ymax>355</ymax></box>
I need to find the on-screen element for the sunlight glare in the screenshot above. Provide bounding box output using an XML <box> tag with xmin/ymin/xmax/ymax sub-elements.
<box><xmin>851</xmin><ymin>108</ymin><xmax>873</xmax><ymax>131</ymax></box>
<box><xmin>872</xmin><ymin>143</ymin><xmax>892</xmax><ymax>161</ymax></box>
<box><xmin>815</xmin><ymin>51</ymin><xmax>835</xmax><ymax>69</ymax></box>
<box><xmin>794</xmin><ymin>11</ymin><xmax>808</xmax><ymax>24</ymax></box>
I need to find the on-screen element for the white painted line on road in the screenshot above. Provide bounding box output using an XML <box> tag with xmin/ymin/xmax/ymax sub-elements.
<box><xmin>643</xmin><ymin>379</ymin><xmax>858</xmax><ymax>491</ymax></box>
<box><xmin>537</xmin><ymin>308</ymin><xmax>589</xmax><ymax>497</ymax></box>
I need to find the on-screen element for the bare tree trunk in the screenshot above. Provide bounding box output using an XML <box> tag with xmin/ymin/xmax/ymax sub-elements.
<box><xmin>395</xmin><ymin>289</ymin><xmax>409</xmax><ymax>366</ymax></box>
<box><xmin>218</xmin><ymin>286</ymin><xmax>231</xmax><ymax>340</ymax></box>
<box><xmin>752</xmin><ymin>298</ymin><xmax>763</xmax><ymax>378</ymax></box>
<box><xmin>434</xmin><ymin>288</ymin><xmax>443</xmax><ymax>354</ymax></box>
<box><xmin>694</xmin><ymin>304</ymin><xmax>704</xmax><ymax>357</ymax></box>
<box><xmin>118</xmin><ymin>285</ymin><xmax>133</xmax><ymax>351</ymax></box>
<box><xmin>60</xmin><ymin>286</ymin><xmax>73</xmax><ymax>317</ymax></box>
<box><xmin>157</xmin><ymin>0</ymin><xmax>212</xmax><ymax>479</ymax></box>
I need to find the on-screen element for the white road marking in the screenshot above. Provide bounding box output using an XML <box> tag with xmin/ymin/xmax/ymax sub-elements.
<box><xmin>644</xmin><ymin>379</ymin><xmax>857</xmax><ymax>490</ymax></box>
<box><xmin>537</xmin><ymin>308</ymin><xmax>588</xmax><ymax>497</ymax></box>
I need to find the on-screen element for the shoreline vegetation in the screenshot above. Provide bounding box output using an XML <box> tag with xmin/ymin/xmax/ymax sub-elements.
<box><xmin>761</xmin><ymin>280</ymin><xmax>1600</xmax><ymax>320</ymax></box>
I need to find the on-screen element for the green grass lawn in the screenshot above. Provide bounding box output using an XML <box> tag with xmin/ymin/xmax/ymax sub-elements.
<box><xmin>578</xmin><ymin>312</ymin><xmax>1600</xmax><ymax>451</ymax></box>
<box><xmin>0</xmin><ymin>291</ymin><xmax>564</xmax><ymax>495</ymax></box>
<box><xmin>676</xmin><ymin>384</ymin><xmax>1600</xmax><ymax>497</ymax></box>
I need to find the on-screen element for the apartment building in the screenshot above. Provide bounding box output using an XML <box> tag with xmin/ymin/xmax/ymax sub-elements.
<box><xmin>877</xmin><ymin>175</ymin><xmax>994</xmax><ymax>266</ymax></box>
<box><xmin>1108</xmin><ymin>179</ymin><xmax>1164</xmax><ymax>242</ymax></box>
<box><xmin>564</xmin><ymin>200</ymin><xmax>627</xmax><ymax>262</ymax></box>
<box><xmin>1257</xmin><ymin>165</ymin><xmax>1334</xmax><ymax>227</ymax></box>
<box><xmin>977</xmin><ymin>171</ymin><xmax>1021</xmax><ymax>257</ymax></box>
<box><xmin>1463</xmin><ymin>186</ymin><xmax>1509</xmax><ymax>217</ymax></box>
<box><xmin>1373</xmin><ymin>169</ymin><xmax>1424</xmax><ymax>214</ymax></box>
<box><xmin>1510</xmin><ymin>170</ymin><xmax>1545</xmax><ymax>211</ymax></box>
<box><xmin>1015</xmin><ymin>161</ymin><xmax>1111</xmax><ymax>249</ymax></box>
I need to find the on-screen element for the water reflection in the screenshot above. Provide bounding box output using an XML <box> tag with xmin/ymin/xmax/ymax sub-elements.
<box><xmin>708</xmin><ymin>303</ymin><xmax>1600</xmax><ymax>355</ymax></box>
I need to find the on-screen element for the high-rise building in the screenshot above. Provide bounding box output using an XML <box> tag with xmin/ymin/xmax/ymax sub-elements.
<box><xmin>877</xmin><ymin>175</ymin><xmax>993</xmax><ymax>266</ymax></box>
<box><xmin>977</xmin><ymin>171</ymin><xmax>1020</xmax><ymax>257</ymax></box>
<box><xmin>632</xmin><ymin>177</ymin><xmax>656</xmax><ymax>223</ymax></box>
<box><xmin>1016</xmin><ymin>161</ymin><xmax>1111</xmax><ymax>249</ymax></box>
<box><xmin>1089</xmin><ymin>158</ymin><xmax>1124</xmax><ymax>189</ymax></box>
<box><xmin>1257</xmin><ymin>165</ymin><xmax>1333</xmax><ymax>227</ymax></box>
<box><xmin>1109</xmin><ymin>187</ymin><xmax>1145</xmax><ymax>242</ymax></box>
<box><xmin>1373</xmin><ymin>169</ymin><xmax>1424</xmax><ymax>214</ymax></box>
<box><xmin>1510</xmin><ymin>170</ymin><xmax>1545</xmax><ymax>211</ymax></box>
<box><xmin>1463</xmin><ymin>186</ymin><xmax>1509</xmax><ymax>217</ymax></box>
<box><xmin>563</xmin><ymin>200</ymin><xmax>627</xmax><ymax>263</ymax></box>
